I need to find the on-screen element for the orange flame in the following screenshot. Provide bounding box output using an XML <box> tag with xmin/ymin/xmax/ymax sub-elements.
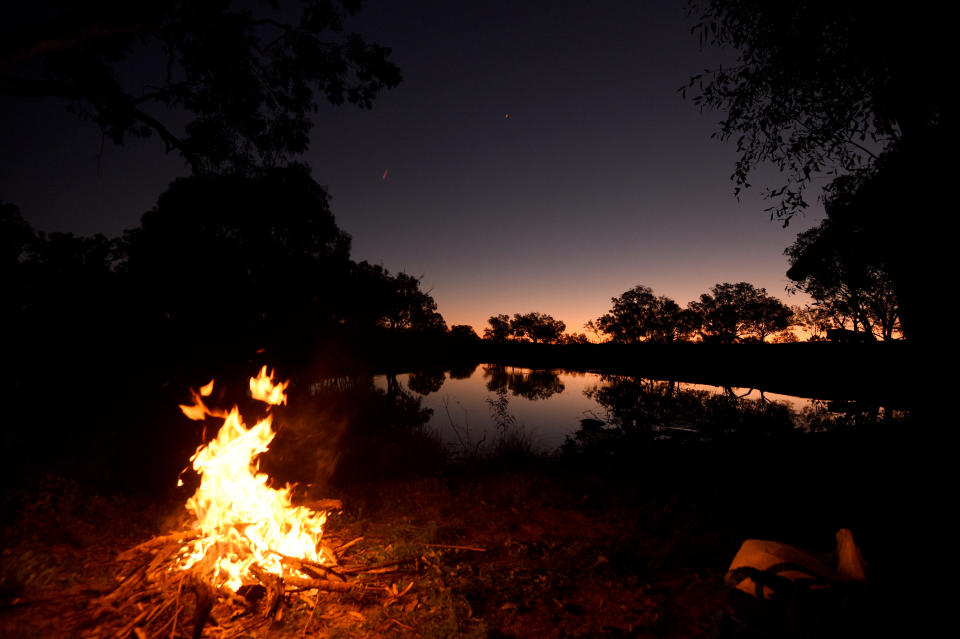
<box><xmin>249</xmin><ymin>366</ymin><xmax>288</xmax><ymax>406</ymax></box>
<box><xmin>178</xmin><ymin>379</ymin><xmax>227</xmax><ymax>421</ymax></box>
<box><xmin>175</xmin><ymin>368</ymin><xmax>326</xmax><ymax>591</ymax></box>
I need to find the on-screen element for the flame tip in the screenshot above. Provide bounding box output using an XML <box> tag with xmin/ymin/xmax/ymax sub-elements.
<box><xmin>176</xmin><ymin>365</ymin><xmax>320</xmax><ymax>591</ymax></box>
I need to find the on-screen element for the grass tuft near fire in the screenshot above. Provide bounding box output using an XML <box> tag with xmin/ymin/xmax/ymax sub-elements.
<box><xmin>175</xmin><ymin>366</ymin><xmax>328</xmax><ymax>591</ymax></box>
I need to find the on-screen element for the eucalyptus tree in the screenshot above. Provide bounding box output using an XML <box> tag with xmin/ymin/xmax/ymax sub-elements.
<box><xmin>688</xmin><ymin>282</ymin><xmax>792</xmax><ymax>343</ymax></box>
<box><xmin>595</xmin><ymin>285</ymin><xmax>697</xmax><ymax>343</ymax></box>
<box><xmin>686</xmin><ymin>0</ymin><xmax>950</xmax><ymax>341</ymax></box>
<box><xmin>1</xmin><ymin>1</ymin><xmax>401</xmax><ymax>173</ymax></box>
<box><xmin>510</xmin><ymin>312</ymin><xmax>566</xmax><ymax>344</ymax></box>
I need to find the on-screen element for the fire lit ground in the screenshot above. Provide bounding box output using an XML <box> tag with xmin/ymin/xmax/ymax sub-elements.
<box><xmin>2</xmin><ymin>367</ymin><xmax>903</xmax><ymax>638</ymax></box>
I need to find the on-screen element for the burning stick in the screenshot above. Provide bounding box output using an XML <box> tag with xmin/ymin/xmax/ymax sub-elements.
<box><xmin>175</xmin><ymin>367</ymin><xmax>329</xmax><ymax>591</ymax></box>
<box><xmin>73</xmin><ymin>366</ymin><xmax>438</xmax><ymax>638</ymax></box>
<box><xmin>80</xmin><ymin>367</ymin><xmax>360</xmax><ymax>638</ymax></box>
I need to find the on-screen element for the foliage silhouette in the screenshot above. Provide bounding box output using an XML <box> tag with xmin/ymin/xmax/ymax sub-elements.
<box><xmin>685</xmin><ymin>0</ymin><xmax>947</xmax><ymax>219</ymax></box>
<box><xmin>595</xmin><ymin>285</ymin><xmax>698</xmax><ymax>343</ymax></box>
<box><xmin>485</xmin><ymin>388</ymin><xmax>536</xmax><ymax>464</ymax></box>
<box><xmin>5</xmin><ymin>167</ymin><xmax>453</xmax><ymax>491</ymax></box>
<box><xmin>483</xmin><ymin>314</ymin><xmax>512</xmax><ymax>343</ymax></box>
<box><xmin>688</xmin><ymin>282</ymin><xmax>792</xmax><ymax>343</ymax></box>
<box><xmin>1</xmin><ymin>202</ymin><xmax>33</xmax><ymax>280</ymax></box>
<box><xmin>8</xmin><ymin>167</ymin><xmax>447</xmax><ymax>375</ymax></box>
<box><xmin>0</xmin><ymin>1</ymin><xmax>401</xmax><ymax>173</ymax></box>
<box><xmin>122</xmin><ymin>165</ymin><xmax>354</xmax><ymax>361</ymax></box>
<box><xmin>786</xmin><ymin>180</ymin><xmax>901</xmax><ymax>340</ymax></box>
<box><xmin>355</xmin><ymin>264</ymin><xmax>446</xmax><ymax>333</ymax></box>
<box><xmin>448</xmin><ymin>324</ymin><xmax>481</xmax><ymax>348</ymax></box>
<box><xmin>484</xmin><ymin>312</ymin><xmax>568</xmax><ymax>344</ymax></box>
<box><xmin>790</xmin><ymin>305</ymin><xmax>832</xmax><ymax>341</ymax></box>
<box><xmin>510</xmin><ymin>312</ymin><xmax>566</xmax><ymax>344</ymax></box>
<box><xmin>117</xmin><ymin>165</ymin><xmax>448</xmax><ymax>367</ymax></box>
<box><xmin>685</xmin><ymin>0</ymin><xmax>951</xmax><ymax>343</ymax></box>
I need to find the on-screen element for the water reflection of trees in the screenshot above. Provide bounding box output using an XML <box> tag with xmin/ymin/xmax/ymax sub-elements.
<box><xmin>407</xmin><ymin>368</ymin><xmax>446</xmax><ymax>395</ymax></box>
<box><xmin>264</xmin><ymin>375</ymin><xmax>441</xmax><ymax>492</ymax></box>
<box><xmin>798</xmin><ymin>398</ymin><xmax>908</xmax><ymax>431</ymax></box>
<box><xmin>448</xmin><ymin>363</ymin><xmax>479</xmax><ymax>380</ymax></box>
<box><xmin>565</xmin><ymin>375</ymin><xmax>795</xmax><ymax>454</ymax></box>
<box><xmin>482</xmin><ymin>365</ymin><xmax>565</xmax><ymax>400</ymax></box>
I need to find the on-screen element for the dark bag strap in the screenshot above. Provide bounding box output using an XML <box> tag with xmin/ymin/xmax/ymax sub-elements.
<box><xmin>727</xmin><ymin>562</ymin><xmax>832</xmax><ymax>599</ymax></box>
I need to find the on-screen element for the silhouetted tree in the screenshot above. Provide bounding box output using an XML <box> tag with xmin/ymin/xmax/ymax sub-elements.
<box><xmin>483</xmin><ymin>314</ymin><xmax>512</xmax><ymax>343</ymax></box>
<box><xmin>786</xmin><ymin>185</ymin><xmax>901</xmax><ymax>340</ymax></box>
<box><xmin>685</xmin><ymin>1</ymin><xmax>950</xmax><ymax>342</ymax></box>
<box><xmin>6</xmin><ymin>215</ymin><xmax>132</xmax><ymax>472</ymax></box>
<box><xmin>685</xmin><ymin>0</ymin><xmax>946</xmax><ymax>219</ymax></box>
<box><xmin>583</xmin><ymin>319</ymin><xmax>603</xmax><ymax>342</ymax></box>
<box><xmin>0</xmin><ymin>1</ymin><xmax>401</xmax><ymax>173</ymax></box>
<box><xmin>122</xmin><ymin>165</ymin><xmax>354</xmax><ymax>355</ymax></box>
<box><xmin>688</xmin><ymin>282</ymin><xmax>792</xmax><ymax>343</ymax></box>
<box><xmin>790</xmin><ymin>304</ymin><xmax>832</xmax><ymax>341</ymax></box>
<box><xmin>18</xmin><ymin>229</ymin><xmax>123</xmax><ymax>350</ymax></box>
<box><xmin>771</xmin><ymin>330</ymin><xmax>799</xmax><ymax>343</ymax></box>
<box><xmin>1</xmin><ymin>202</ymin><xmax>32</xmax><ymax>271</ymax></box>
<box><xmin>383</xmin><ymin>272</ymin><xmax>447</xmax><ymax>334</ymax></box>
<box><xmin>595</xmin><ymin>285</ymin><xmax>698</xmax><ymax>343</ymax></box>
<box><xmin>745</xmin><ymin>294</ymin><xmax>795</xmax><ymax>343</ymax></box>
<box><xmin>560</xmin><ymin>332</ymin><xmax>591</xmax><ymax>345</ymax></box>
<box><xmin>449</xmin><ymin>324</ymin><xmax>480</xmax><ymax>342</ymax></box>
<box><xmin>352</xmin><ymin>264</ymin><xmax>445</xmax><ymax>333</ymax></box>
<box><xmin>510</xmin><ymin>312</ymin><xmax>566</xmax><ymax>344</ymax></box>
<box><xmin>345</xmin><ymin>262</ymin><xmax>448</xmax><ymax>334</ymax></box>
<box><xmin>1</xmin><ymin>202</ymin><xmax>34</xmax><ymax>321</ymax></box>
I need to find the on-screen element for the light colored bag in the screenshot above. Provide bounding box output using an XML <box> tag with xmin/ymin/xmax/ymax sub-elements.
<box><xmin>726</xmin><ymin>528</ymin><xmax>867</xmax><ymax>599</ymax></box>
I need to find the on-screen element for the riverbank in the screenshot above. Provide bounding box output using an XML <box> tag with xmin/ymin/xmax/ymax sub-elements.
<box><xmin>2</xmin><ymin>423</ymin><xmax>918</xmax><ymax>638</ymax></box>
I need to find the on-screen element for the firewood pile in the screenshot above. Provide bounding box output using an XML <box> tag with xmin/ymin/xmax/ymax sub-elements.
<box><xmin>11</xmin><ymin>368</ymin><xmax>429</xmax><ymax>637</ymax></box>
<box><xmin>78</xmin><ymin>524</ymin><xmax>417</xmax><ymax>639</ymax></box>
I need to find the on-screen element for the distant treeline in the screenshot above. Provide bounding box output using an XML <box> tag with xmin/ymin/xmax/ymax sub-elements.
<box><xmin>484</xmin><ymin>275</ymin><xmax>901</xmax><ymax>346</ymax></box>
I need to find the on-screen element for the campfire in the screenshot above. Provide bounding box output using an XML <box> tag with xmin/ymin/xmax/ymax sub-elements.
<box><xmin>174</xmin><ymin>367</ymin><xmax>328</xmax><ymax>592</ymax></box>
<box><xmin>84</xmin><ymin>367</ymin><xmax>406</xmax><ymax>638</ymax></box>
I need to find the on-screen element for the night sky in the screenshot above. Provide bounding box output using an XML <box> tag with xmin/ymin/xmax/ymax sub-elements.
<box><xmin>1</xmin><ymin>0</ymin><xmax>821</xmax><ymax>335</ymax></box>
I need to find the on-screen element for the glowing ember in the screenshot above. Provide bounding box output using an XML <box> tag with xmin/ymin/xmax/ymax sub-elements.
<box><xmin>175</xmin><ymin>367</ymin><xmax>327</xmax><ymax>591</ymax></box>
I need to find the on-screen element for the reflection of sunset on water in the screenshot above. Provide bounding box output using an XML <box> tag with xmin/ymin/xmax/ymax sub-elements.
<box><xmin>376</xmin><ymin>366</ymin><xmax>896</xmax><ymax>452</ymax></box>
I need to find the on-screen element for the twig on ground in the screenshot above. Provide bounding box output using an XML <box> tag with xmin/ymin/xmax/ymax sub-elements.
<box><xmin>300</xmin><ymin>588</ymin><xmax>321</xmax><ymax>637</ymax></box>
<box><xmin>341</xmin><ymin>558</ymin><xmax>417</xmax><ymax>574</ymax></box>
<box><xmin>425</xmin><ymin>543</ymin><xmax>487</xmax><ymax>552</ymax></box>
<box><xmin>336</xmin><ymin>536</ymin><xmax>365</xmax><ymax>553</ymax></box>
<box><xmin>385</xmin><ymin>614</ymin><xmax>417</xmax><ymax>632</ymax></box>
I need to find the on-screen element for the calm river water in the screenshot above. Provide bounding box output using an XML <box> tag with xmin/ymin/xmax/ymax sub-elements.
<box><xmin>374</xmin><ymin>364</ymin><xmax>856</xmax><ymax>453</ymax></box>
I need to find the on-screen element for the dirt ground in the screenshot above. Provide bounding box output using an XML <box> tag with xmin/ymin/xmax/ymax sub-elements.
<box><xmin>1</xmin><ymin>437</ymin><xmax>903</xmax><ymax>639</ymax></box>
